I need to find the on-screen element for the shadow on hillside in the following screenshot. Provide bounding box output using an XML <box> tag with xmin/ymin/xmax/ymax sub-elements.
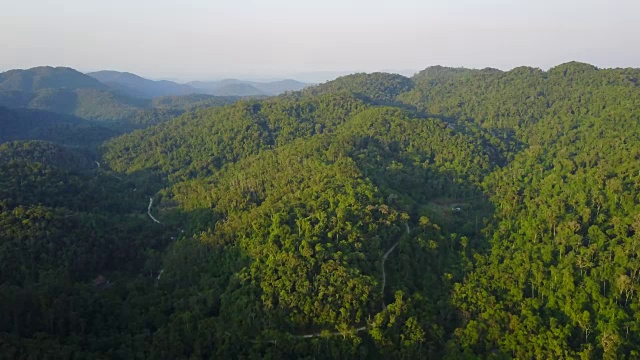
<box><xmin>361</xmin><ymin>97</ymin><xmax>517</xmax><ymax>168</ymax></box>
<box><xmin>349</xmin><ymin>137</ymin><xmax>495</xmax><ymax>348</ymax></box>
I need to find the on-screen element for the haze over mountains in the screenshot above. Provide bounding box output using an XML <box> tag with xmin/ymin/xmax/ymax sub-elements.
<box><xmin>0</xmin><ymin>66</ymin><xmax>312</xmax><ymax>128</ymax></box>
<box><xmin>86</xmin><ymin>71</ymin><xmax>197</xmax><ymax>98</ymax></box>
<box><xmin>88</xmin><ymin>69</ymin><xmax>309</xmax><ymax>98</ymax></box>
<box><xmin>187</xmin><ymin>78</ymin><xmax>309</xmax><ymax>97</ymax></box>
<box><xmin>0</xmin><ymin>66</ymin><xmax>241</xmax><ymax>141</ymax></box>
<box><xmin>0</xmin><ymin>66</ymin><xmax>310</xmax><ymax>120</ymax></box>
<box><xmin>0</xmin><ymin>65</ymin><xmax>312</xmax><ymax>148</ymax></box>
<box><xmin>0</xmin><ymin>67</ymin><xmax>108</xmax><ymax>92</ymax></box>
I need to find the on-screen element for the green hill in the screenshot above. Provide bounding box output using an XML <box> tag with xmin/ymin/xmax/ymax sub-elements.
<box><xmin>0</xmin><ymin>66</ymin><xmax>108</xmax><ymax>92</ymax></box>
<box><xmin>304</xmin><ymin>72</ymin><xmax>414</xmax><ymax>104</ymax></box>
<box><xmin>102</xmin><ymin>93</ymin><xmax>368</xmax><ymax>178</ymax></box>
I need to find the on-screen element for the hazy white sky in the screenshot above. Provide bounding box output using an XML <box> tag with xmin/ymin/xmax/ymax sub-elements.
<box><xmin>1</xmin><ymin>0</ymin><xmax>638</xmax><ymax>81</ymax></box>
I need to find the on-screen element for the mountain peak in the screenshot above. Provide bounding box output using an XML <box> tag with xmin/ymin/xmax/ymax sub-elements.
<box><xmin>0</xmin><ymin>66</ymin><xmax>109</xmax><ymax>92</ymax></box>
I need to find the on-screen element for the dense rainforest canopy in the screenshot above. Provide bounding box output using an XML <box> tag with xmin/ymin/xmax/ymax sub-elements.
<box><xmin>2</xmin><ymin>62</ymin><xmax>640</xmax><ymax>359</ymax></box>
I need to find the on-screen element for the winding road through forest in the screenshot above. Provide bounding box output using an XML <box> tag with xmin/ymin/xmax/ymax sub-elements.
<box><xmin>144</xmin><ymin>196</ymin><xmax>409</xmax><ymax>340</ymax></box>
<box><xmin>381</xmin><ymin>242</ymin><xmax>400</xmax><ymax>309</ymax></box>
<box><xmin>290</xmin><ymin>224</ymin><xmax>410</xmax><ymax>339</ymax></box>
<box><xmin>147</xmin><ymin>197</ymin><xmax>162</xmax><ymax>224</ymax></box>
<box><xmin>380</xmin><ymin>223</ymin><xmax>409</xmax><ymax>309</ymax></box>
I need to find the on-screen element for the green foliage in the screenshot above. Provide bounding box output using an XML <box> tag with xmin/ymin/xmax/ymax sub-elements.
<box><xmin>0</xmin><ymin>66</ymin><xmax>108</xmax><ymax>92</ymax></box>
<box><xmin>151</xmin><ymin>94</ymin><xmax>239</xmax><ymax>111</ymax></box>
<box><xmin>102</xmin><ymin>93</ymin><xmax>367</xmax><ymax>180</ymax></box>
<box><xmin>305</xmin><ymin>72</ymin><xmax>414</xmax><ymax>104</ymax></box>
<box><xmin>4</xmin><ymin>61</ymin><xmax>640</xmax><ymax>359</ymax></box>
<box><xmin>0</xmin><ymin>66</ymin><xmax>241</xmax><ymax>130</ymax></box>
<box><xmin>0</xmin><ymin>142</ymin><xmax>172</xmax><ymax>358</ymax></box>
<box><xmin>445</xmin><ymin>63</ymin><xmax>640</xmax><ymax>359</ymax></box>
<box><xmin>0</xmin><ymin>140</ymin><xmax>93</xmax><ymax>169</ymax></box>
<box><xmin>399</xmin><ymin>62</ymin><xmax>640</xmax><ymax>160</ymax></box>
<box><xmin>95</xmin><ymin>87</ymin><xmax>492</xmax><ymax>357</ymax></box>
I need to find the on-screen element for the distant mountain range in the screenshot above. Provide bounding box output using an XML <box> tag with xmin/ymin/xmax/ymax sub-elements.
<box><xmin>88</xmin><ymin>70</ymin><xmax>309</xmax><ymax>98</ymax></box>
<box><xmin>87</xmin><ymin>70</ymin><xmax>196</xmax><ymax>98</ymax></box>
<box><xmin>0</xmin><ymin>66</ymin><xmax>312</xmax><ymax>135</ymax></box>
<box><xmin>0</xmin><ymin>67</ymin><xmax>238</xmax><ymax>126</ymax></box>
<box><xmin>186</xmin><ymin>78</ymin><xmax>309</xmax><ymax>97</ymax></box>
<box><xmin>0</xmin><ymin>66</ymin><xmax>108</xmax><ymax>92</ymax></box>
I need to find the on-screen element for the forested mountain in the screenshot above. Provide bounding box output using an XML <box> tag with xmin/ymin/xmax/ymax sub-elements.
<box><xmin>305</xmin><ymin>72</ymin><xmax>414</xmax><ymax>105</ymax></box>
<box><xmin>87</xmin><ymin>71</ymin><xmax>309</xmax><ymax>98</ymax></box>
<box><xmin>0</xmin><ymin>67</ymin><xmax>309</xmax><ymax>131</ymax></box>
<box><xmin>88</xmin><ymin>70</ymin><xmax>199</xmax><ymax>98</ymax></box>
<box><xmin>3</xmin><ymin>62</ymin><xmax>640</xmax><ymax>359</ymax></box>
<box><xmin>149</xmin><ymin>94</ymin><xmax>241</xmax><ymax>112</ymax></box>
<box><xmin>0</xmin><ymin>87</ymin><xmax>160</xmax><ymax>125</ymax></box>
<box><xmin>0</xmin><ymin>67</ymin><xmax>237</xmax><ymax>127</ymax></box>
<box><xmin>0</xmin><ymin>66</ymin><xmax>108</xmax><ymax>92</ymax></box>
<box><xmin>103</xmin><ymin>93</ymin><xmax>369</xmax><ymax>178</ymax></box>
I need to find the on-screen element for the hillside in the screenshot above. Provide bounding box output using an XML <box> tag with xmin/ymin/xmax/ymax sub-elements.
<box><xmin>0</xmin><ymin>139</ymin><xmax>173</xmax><ymax>359</ymax></box>
<box><xmin>0</xmin><ymin>83</ymin><xmax>239</xmax><ymax>128</ymax></box>
<box><xmin>0</xmin><ymin>87</ymin><xmax>150</xmax><ymax>123</ymax></box>
<box><xmin>88</xmin><ymin>70</ymin><xmax>199</xmax><ymax>98</ymax></box>
<box><xmin>0</xmin><ymin>140</ymin><xmax>94</xmax><ymax>169</ymax></box>
<box><xmin>0</xmin><ymin>66</ymin><xmax>108</xmax><ymax>92</ymax></box>
<box><xmin>0</xmin><ymin>106</ymin><xmax>117</xmax><ymax>147</ymax></box>
<box><xmin>4</xmin><ymin>62</ymin><xmax>640</xmax><ymax>359</ymax></box>
<box><xmin>97</xmin><ymin>89</ymin><xmax>493</xmax><ymax>358</ymax></box>
<box><xmin>0</xmin><ymin>106</ymin><xmax>81</xmax><ymax>140</ymax></box>
<box><xmin>304</xmin><ymin>72</ymin><xmax>414</xmax><ymax>104</ymax></box>
<box><xmin>150</xmin><ymin>93</ymin><xmax>240</xmax><ymax>111</ymax></box>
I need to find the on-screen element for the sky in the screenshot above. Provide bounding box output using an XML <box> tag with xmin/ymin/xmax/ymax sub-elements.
<box><xmin>1</xmin><ymin>0</ymin><xmax>639</xmax><ymax>82</ymax></box>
